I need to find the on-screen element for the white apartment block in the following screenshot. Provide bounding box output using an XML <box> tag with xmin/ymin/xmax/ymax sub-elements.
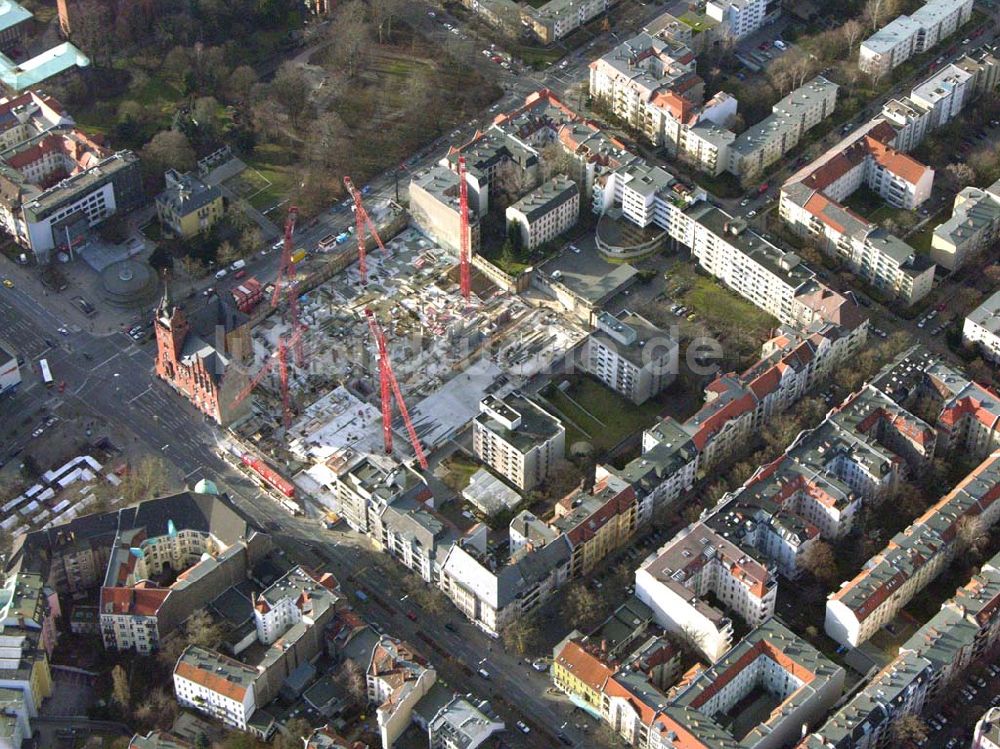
<box><xmin>964</xmin><ymin>290</ymin><xmax>1000</xmax><ymax>363</ymax></box>
<box><xmin>932</xmin><ymin>178</ymin><xmax>1000</xmax><ymax>270</ymax></box>
<box><xmin>589</xmin><ymin>34</ymin><xmax>834</xmax><ymax>180</ymax></box>
<box><xmin>680</xmin><ymin>120</ymin><xmax>736</xmax><ymax>176</ymax></box>
<box><xmin>588</xmin><ymin>31</ymin><xmax>733</xmax><ymax>155</ymax></box>
<box><xmin>727</xmin><ymin>77</ymin><xmax>839</xmax><ymax>181</ymax></box>
<box><xmin>174</xmin><ymin>646</ymin><xmax>258</xmax><ymax>730</ymax></box>
<box><xmin>505</xmin><ymin>176</ymin><xmax>579</xmax><ymax>250</ymax></box>
<box><xmin>635</xmin><ymin>523</ymin><xmax>777</xmax><ymax>662</ymax></box>
<box><xmin>683</xmin><ymin>204</ymin><xmax>815</xmax><ymax>326</ymax></box>
<box><xmin>584</xmin><ymin>310</ymin><xmax>678</xmax><ymax>405</ymax></box>
<box><xmin>523</xmin><ymin>0</ymin><xmax>609</xmax><ymax>42</ymax></box>
<box><xmin>441</xmin><ymin>533</ymin><xmax>572</xmax><ymax>635</ymax></box>
<box><xmin>472</xmin><ymin>393</ymin><xmax>565</xmax><ymax>492</ymax></box>
<box><xmin>705</xmin><ymin>0</ymin><xmax>777</xmax><ymax>40</ymax></box>
<box><xmin>882</xmin><ymin>50</ymin><xmax>999</xmax><ymax>153</ymax></box>
<box><xmin>587</xmin><ymin>31</ymin><xmax>697</xmax><ymax>138</ymax></box>
<box><xmin>909</xmin><ymin>63</ymin><xmax>972</xmax><ymax>129</ymax></box>
<box><xmin>975</xmin><ymin>708</ymin><xmax>1000</xmax><ymax>749</ymax></box>
<box><xmin>859</xmin><ymin>0</ymin><xmax>974</xmax><ymax>76</ymax></box>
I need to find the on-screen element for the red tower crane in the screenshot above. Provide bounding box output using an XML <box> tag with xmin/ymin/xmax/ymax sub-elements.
<box><xmin>269</xmin><ymin>206</ymin><xmax>307</xmax><ymax>368</ymax></box>
<box><xmin>344</xmin><ymin>176</ymin><xmax>387</xmax><ymax>286</ymax></box>
<box><xmin>272</xmin><ymin>206</ymin><xmax>298</xmax><ymax>308</ymax></box>
<box><xmin>231</xmin><ymin>327</ymin><xmax>304</xmax><ymax>430</ymax></box>
<box><xmin>287</xmin><ymin>281</ymin><xmax>306</xmax><ymax>368</ymax></box>
<box><xmin>457</xmin><ymin>156</ymin><xmax>472</xmax><ymax>300</ymax></box>
<box><xmin>364</xmin><ymin>308</ymin><xmax>429</xmax><ymax>471</ymax></box>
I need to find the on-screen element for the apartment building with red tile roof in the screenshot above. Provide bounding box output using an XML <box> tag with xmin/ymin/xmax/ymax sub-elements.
<box><xmin>367</xmin><ymin>636</ymin><xmax>437</xmax><ymax>749</ymax></box>
<box><xmin>781</xmin><ymin>117</ymin><xmax>936</xmax><ymax>305</ymax></box>
<box><xmin>826</xmin><ymin>449</ymin><xmax>1000</xmax><ymax>647</ymax></box>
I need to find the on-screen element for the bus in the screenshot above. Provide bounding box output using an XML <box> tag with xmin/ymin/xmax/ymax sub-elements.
<box><xmin>39</xmin><ymin>359</ymin><xmax>53</xmax><ymax>387</ymax></box>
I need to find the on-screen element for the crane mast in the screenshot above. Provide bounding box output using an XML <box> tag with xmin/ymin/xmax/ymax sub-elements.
<box><xmin>364</xmin><ymin>308</ymin><xmax>429</xmax><ymax>471</ymax></box>
<box><xmin>344</xmin><ymin>177</ymin><xmax>387</xmax><ymax>286</ymax></box>
<box><xmin>458</xmin><ymin>156</ymin><xmax>471</xmax><ymax>300</ymax></box>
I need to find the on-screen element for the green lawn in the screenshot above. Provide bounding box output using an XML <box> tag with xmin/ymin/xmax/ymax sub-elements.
<box><xmin>680</xmin><ymin>275</ymin><xmax>778</xmax><ymax>337</ymax></box>
<box><xmin>244</xmin><ymin>143</ymin><xmax>299</xmax><ymax>212</ymax></box>
<box><xmin>440</xmin><ymin>452</ymin><xmax>481</xmax><ymax>492</ymax></box>
<box><xmin>842</xmin><ymin>186</ymin><xmax>883</xmax><ymax>217</ymax></box>
<box><xmin>515</xmin><ymin>44</ymin><xmax>564</xmax><ymax>68</ymax></box>
<box><xmin>678</xmin><ymin>12</ymin><xmax>716</xmax><ymax>33</ymax></box>
<box><xmin>543</xmin><ymin>376</ymin><xmax>662</xmax><ymax>453</ymax></box>
<box><xmin>908</xmin><ymin>224</ymin><xmax>935</xmax><ymax>255</ymax></box>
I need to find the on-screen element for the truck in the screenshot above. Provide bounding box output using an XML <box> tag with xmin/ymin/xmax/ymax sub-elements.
<box><xmin>231</xmin><ymin>277</ymin><xmax>263</xmax><ymax>313</ymax></box>
<box><xmin>335</xmin><ymin>231</ymin><xmax>350</xmax><ymax>244</ymax></box>
<box><xmin>290</xmin><ymin>248</ymin><xmax>307</xmax><ymax>264</ymax></box>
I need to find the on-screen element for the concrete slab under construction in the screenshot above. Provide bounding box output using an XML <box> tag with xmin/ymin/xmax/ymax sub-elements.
<box><xmin>240</xmin><ymin>224</ymin><xmax>587</xmax><ymax>462</ymax></box>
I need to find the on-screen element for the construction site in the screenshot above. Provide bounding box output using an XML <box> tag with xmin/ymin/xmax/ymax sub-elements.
<box><xmin>228</xmin><ymin>210</ymin><xmax>587</xmax><ymax>489</ymax></box>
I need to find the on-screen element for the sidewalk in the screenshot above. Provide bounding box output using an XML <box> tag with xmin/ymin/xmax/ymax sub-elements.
<box><xmin>0</xmin><ymin>252</ymin><xmax>149</xmax><ymax>337</ymax></box>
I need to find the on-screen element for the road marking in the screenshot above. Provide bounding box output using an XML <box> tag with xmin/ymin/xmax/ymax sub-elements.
<box><xmin>126</xmin><ymin>385</ymin><xmax>152</xmax><ymax>404</ymax></box>
<box><xmin>92</xmin><ymin>351</ymin><xmax>120</xmax><ymax>371</ymax></box>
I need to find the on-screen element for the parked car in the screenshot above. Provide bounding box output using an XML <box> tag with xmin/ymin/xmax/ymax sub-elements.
<box><xmin>516</xmin><ymin>721</ymin><xmax>530</xmax><ymax>734</ymax></box>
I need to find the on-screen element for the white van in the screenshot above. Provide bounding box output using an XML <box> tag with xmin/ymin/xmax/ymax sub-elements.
<box><xmin>230</xmin><ymin>259</ymin><xmax>246</xmax><ymax>271</ymax></box>
<box><xmin>215</xmin><ymin>268</ymin><xmax>228</xmax><ymax>280</ymax></box>
<box><xmin>774</xmin><ymin>40</ymin><xmax>787</xmax><ymax>50</ymax></box>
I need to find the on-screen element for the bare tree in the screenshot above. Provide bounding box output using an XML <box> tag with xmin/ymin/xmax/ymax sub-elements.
<box><xmin>502</xmin><ymin>614</ymin><xmax>539</xmax><ymax>656</ymax></box>
<box><xmin>95</xmin><ymin>455</ymin><xmax>170</xmax><ymax>510</ymax></box>
<box><xmin>955</xmin><ymin>515</ymin><xmax>989</xmax><ymax>558</ymax></box>
<box><xmin>561</xmin><ymin>583</ymin><xmax>604</xmax><ymax>632</ymax></box>
<box><xmin>133</xmin><ymin>687</ymin><xmax>178</xmax><ymax>731</ymax></box>
<box><xmin>842</xmin><ymin>19</ymin><xmax>864</xmax><ymax>53</ymax></box>
<box><xmin>337</xmin><ymin>658</ymin><xmax>368</xmax><ymax>707</ymax></box>
<box><xmin>251</xmin><ymin>98</ymin><xmax>288</xmax><ymax>143</ymax></box>
<box><xmin>111</xmin><ymin>664</ymin><xmax>130</xmax><ymax>710</ymax></box>
<box><xmin>326</xmin><ymin>1</ymin><xmax>373</xmax><ymax>80</ymax></box>
<box><xmin>769</xmin><ymin>49</ymin><xmax>815</xmax><ymax>95</ymax></box>
<box><xmin>370</xmin><ymin>0</ymin><xmax>405</xmax><ymax>44</ymax></box>
<box><xmin>891</xmin><ymin>714</ymin><xmax>928</xmax><ymax>744</ymax></box>
<box><xmin>304</xmin><ymin>112</ymin><xmax>350</xmax><ymax>171</ymax></box>
<box><xmin>864</xmin><ymin>0</ymin><xmax>886</xmax><ymax>31</ymax></box>
<box><xmin>184</xmin><ymin>610</ymin><xmax>226</xmax><ymax>650</ymax></box>
<box><xmin>895</xmin><ymin>480</ymin><xmax>930</xmax><ymax>518</ymax></box>
<box><xmin>142</xmin><ymin>131</ymin><xmax>197</xmax><ymax>175</ymax></box>
<box><xmin>69</xmin><ymin>0</ymin><xmax>114</xmax><ymax>66</ymax></box>
<box><xmin>945</xmin><ymin>162</ymin><xmax>976</xmax><ymax>190</ymax></box>
<box><xmin>799</xmin><ymin>540</ymin><xmax>839</xmax><ymax>586</ymax></box>
<box><xmin>217</xmin><ymin>241</ymin><xmax>240</xmax><ymax>267</ymax></box>
<box><xmin>493</xmin><ymin>160</ymin><xmax>531</xmax><ymax>212</ymax></box>
<box><xmin>271</xmin><ymin>63</ymin><xmax>311</xmax><ymax>127</ymax></box>
<box><xmin>676</xmin><ymin>622</ymin><xmax>708</xmax><ymax>659</ymax></box>
<box><xmin>226</xmin><ymin>65</ymin><xmax>258</xmax><ymax>104</ymax></box>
